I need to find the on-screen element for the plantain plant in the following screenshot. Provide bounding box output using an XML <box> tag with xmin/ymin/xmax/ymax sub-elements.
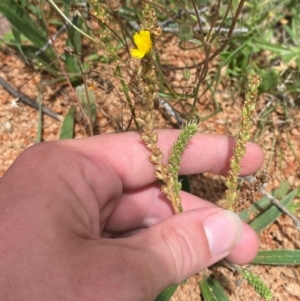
<box><xmin>1</xmin><ymin>1</ymin><xmax>299</xmax><ymax>301</ymax></box>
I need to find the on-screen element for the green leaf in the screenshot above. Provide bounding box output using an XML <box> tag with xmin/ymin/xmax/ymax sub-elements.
<box><xmin>4</xmin><ymin>44</ymin><xmax>58</xmax><ymax>75</ymax></box>
<box><xmin>199</xmin><ymin>276</ymin><xmax>230</xmax><ymax>301</ymax></box>
<box><xmin>0</xmin><ymin>1</ymin><xmax>56</xmax><ymax>68</ymax></box>
<box><xmin>254</xmin><ymin>40</ymin><xmax>300</xmax><ymax>64</ymax></box>
<box><xmin>252</xmin><ymin>250</ymin><xmax>300</xmax><ymax>265</ymax></box>
<box><xmin>75</xmin><ymin>85</ymin><xmax>97</xmax><ymax>124</ymax></box>
<box><xmin>254</xmin><ymin>40</ymin><xmax>292</xmax><ymax>57</ymax></box>
<box><xmin>86</xmin><ymin>53</ymin><xmax>101</xmax><ymax>62</ymax></box>
<box><xmin>19</xmin><ymin>0</ymin><xmax>28</xmax><ymax>7</ymax></box>
<box><xmin>273</xmin><ymin>181</ymin><xmax>291</xmax><ymax>198</ymax></box>
<box><xmin>62</xmin><ymin>0</ymin><xmax>73</xmax><ymax>7</ymax></box>
<box><xmin>258</xmin><ymin>69</ymin><xmax>279</xmax><ymax>93</ymax></box>
<box><xmin>11</xmin><ymin>27</ymin><xmax>29</xmax><ymax>64</ymax></box>
<box><xmin>0</xmin><ymin>1</ymin><xmax>47</xmax><ymax>48</ymax></box>
<box><xmin>296</xmin><ymin>186</ymin><xmax>300</xmax><ymax>197</ymax></box>
<box><xmin>239</xmin><ymin>182</ymin><xmax>290</xmax><ymax>223</ymax></box>
<box><xmin>59</xmin><ymin>106</ymin><xmax>75</xmax><ymax>139</ymax></box>
<box><xmin>154</xmin><ymin>284</ymin><xmax>178</xmax><ymax>301</ymax></box>
<box><xmin>188</xmin><ymin>38</ymin><xmax>203</xmax><ymax>47</ymax></box>
<box><xmin>249</xmin><ymin>189</ymin><xmax>297</xmax><ymax>233</ymax></box>
<box><xmin>238</xmin><ymin>196</ymin><xmax>272</xmax><ymax>223</ymax></box>
<box><xmin>65</xmin><ymin>15</ymin><xmax>82</xmax><ymax>75</ymax></box>
<box><xmin>288</xmin><ymin>201</ymin><xmax>300</xmax><ymax>215</ymax></box>
<box><xmin>178</xmin><ymin>21</ymin><xmax>194</xmax><ymax>42</ymax></box>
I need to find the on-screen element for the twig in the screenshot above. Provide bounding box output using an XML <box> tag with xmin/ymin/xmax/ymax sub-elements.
<box><xmin>46</xmin><ymin>0</ymin><xmax>98</xmax><ymax>44</ymax></box>
<box><xmin>0</xmin><ymin>76</ymin><xmax>63</xmax><ymax>122</ymax></box>
<box><xmin>159</xmin><ymin>7</ymin><xmax>208</xmax><ymax>28</ymax></box>
<box><xmin>35</xmin><ymin>0</ymin><xmax>94</xmax><ymax>56</ymax></box>
<box><xmin>260</xmin><ymin>187</ymin><xmax>300</xmax><ymax>231</ymax></box>
<box><xmin>128</xmin><ymin>6</ymin><xmax>247</xmax><ymax>35</ymax></box>
<box><xmin>129</xmin><ymin>21</ymin><xmax>248</xmax><ymax>35</ymax></box>
<box><xmin>194</xmin><ymin>25</ymin><xmax>248</xmax><ymax>34</ymax></box>
<box><xmin>35</xmin><ymin>22</ymin><xmax>68</xmax><ymax>56</ymax></box>
<box><xmin>158</xmin><ymin>97</ymin><xmax>183</xmax><ymax>127</ymax></box>
<box><xmin>244</xmin><ymin>175</ymin><xmax>300</xmax><ymax>231</ymax></box>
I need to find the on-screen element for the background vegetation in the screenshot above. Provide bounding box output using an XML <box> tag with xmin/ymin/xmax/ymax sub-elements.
<box><xmin>0</xmin><ymin>0</ymin><xmax>299</xmax><ymax>300</ymax></box>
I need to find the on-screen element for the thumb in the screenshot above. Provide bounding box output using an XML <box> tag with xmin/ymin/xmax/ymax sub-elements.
<box><xmin>132</xmin><ymin>208</ymin><xmax>243</xmax><ymax>295</ymax></box>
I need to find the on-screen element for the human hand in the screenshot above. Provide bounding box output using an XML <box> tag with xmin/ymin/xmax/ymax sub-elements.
<box><xmin>0</xmin><ymin>130</ymin><xmax>263</xmax><ymax>301</ymax></box>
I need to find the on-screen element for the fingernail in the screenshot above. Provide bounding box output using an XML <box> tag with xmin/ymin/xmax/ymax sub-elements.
<box><xmin>203</xmin><ymin>210</ymin><xmax>243</xmax><ymax>256</ymax></box>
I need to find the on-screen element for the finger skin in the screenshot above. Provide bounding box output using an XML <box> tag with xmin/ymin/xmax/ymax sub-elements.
<box><xmin>103</xmin><ymin>189</ymin><xmax>260</xmax><ymax>267</ymax></box>
<box><xmin>2</xmin><ymin>130</ymin><xmax>264</xmax><ymax>233</ymax></box>
<box><xmin>0</xmin><ymin>206</ymin><xmax>246</xmax><ymax>301</ymax></box>
<box><xmin>0</xmin><ymin>130</ymin><xmax>263</xmax><ymax>301</ymax></box>
<box><xmin>62</xmin><ymin>130</ymin><xmax>264</xmax><ymax>189</ymax></box>
<box><xmin>226</xmin><ymin>223</ymin><xmax>260</xmax><ymax>264</ymax></box>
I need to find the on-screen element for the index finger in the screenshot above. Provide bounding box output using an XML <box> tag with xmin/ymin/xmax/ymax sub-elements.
<box><xmin>64</xmin><ymin>130</ymin><xmax>264</xmax><ymax>189</ymax></box>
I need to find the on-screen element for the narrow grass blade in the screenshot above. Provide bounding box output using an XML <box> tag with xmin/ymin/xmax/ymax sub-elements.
<box><xmin>249</xmin><ymin>189</ymin><xmax>297</xmax><ymax>233</ymax></box>
<box><xmin>252</xmin><ymin>250</ymin><xmax>300</xmax><ymax>265</ymax></box>
<box><xmin>154</xmin><ymin>284</ymin><xmax>178</xmax><ymax>301</ymax></box>
<box><xmin>199</xmin><ymin>276</ymin><xmax>230</xmax><ymax>301</ymax></box>
<box><xmin>75</xmin><ymin>85</ymin><xmax>96</xmax><ymax>125</ymax></box>
<box><xmin>0</xmin><ymin>1</ymin><xmax>47</xmax><ymax>48</ymax></box>
<box><xmin>11</xmin><ymin>27</ymin><xmax>29</xmax><ymax>64</ymax></box>
<box><xmin>239</xmin><ymin>182</ymin><xmax>291</xmax><ymax>223</ymax></box>
<box><xmin>0</xmin><ymin>1</ymin><xmax>57</xmax><ymax>69</ymax></box>
<box><xmin>59</xmin><ymin>106</ymin><xmax>75</xmax><ymax>139</ymax></box>
<box><xmin>258</xmin><ymin>69</ymin><xmax>279</xmax><ymax>93</ymax></box>
<box><xmin>65</xmin><ymin>16</ymin><xmax>82</xmax><ymax>75</ymax></box>
<box><xmin>254</xmin><ymin>40</ymin><xmax>292</xmax><ymax>57</ymax></box>
<box><xmin>273</xmin><ymin>182</ymin><xmax>291</xmax><ymax>198</ymax></box>
<box><xmin>239</xmin><ymin>195</ymin><xmax>274</xmax><ymax>223</ymax></box>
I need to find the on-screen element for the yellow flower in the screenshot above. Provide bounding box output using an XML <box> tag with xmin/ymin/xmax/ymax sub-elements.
<box><xmin>130</xmin><ymin>30</ymin><xmax>152</xmax><ymax>59</ymax></box>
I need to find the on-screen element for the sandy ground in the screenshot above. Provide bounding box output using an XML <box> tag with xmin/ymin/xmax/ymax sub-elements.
<box><xmin>0</xmin><ymin>13</ymin><xmax>300</xmax><ymax>301</ymax></box>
